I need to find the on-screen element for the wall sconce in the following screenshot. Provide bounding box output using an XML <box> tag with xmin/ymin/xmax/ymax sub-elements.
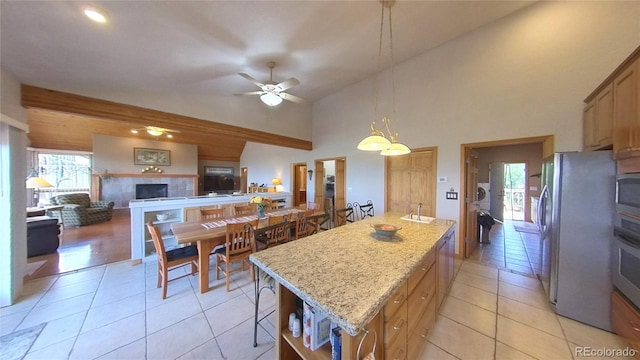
<box><xmin>307</xmin><ymin>169</ymin><xmax>313</xmax><ymax>181</ymax></box>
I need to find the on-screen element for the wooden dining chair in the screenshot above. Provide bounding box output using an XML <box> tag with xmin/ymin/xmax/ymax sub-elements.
<box><xmin>215</xmin><ymin>219</ymin><xmax>259</xmax><ymax>292</ymax></box>
<box><xmin>200</xmin><ymin>208</ymin><xmax>225</xmax><ymax>220</ymax></box>
<box><xmin>265</xmin><ymin>201</ymin><xmax>279</xmax><ymax>211</ymax></box>
<box><xmin>146</xmin><ymin>222</ymin><xmax>198</xmax><ymax>299</ymax></box>
<box><xmin>335</xmin><ymin>204</ymin><xmax>355</xmax><ymax>227</ymax></box>
<box><xmin>293</xmin><ymin>209</ymin><xmax>316</xmax><ymax>239</ymax></box>
<box><xmin>252</xmin><ymin>219</ymin><xmax>291</xmax><ymax>347</ymax></box>
<box><xmin>235</xmin><ymin>204</ymin><xmax>256</xmax><ymax>216</ymax></box>
<box><xmin>268</xmin><ymin>214</ymin><xmax>288</xmax><ymax>225</ymax></box>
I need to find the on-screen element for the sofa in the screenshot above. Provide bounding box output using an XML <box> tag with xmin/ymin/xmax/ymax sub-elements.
<box><xmin>50</xmin><ymin>193</ymin><xmax>115</xmax><ymax>226</ymax></box>
<box><xmin>27</xmin><ymin>216</ymin><xmax>60</xmax><ymax>257</ymax></box>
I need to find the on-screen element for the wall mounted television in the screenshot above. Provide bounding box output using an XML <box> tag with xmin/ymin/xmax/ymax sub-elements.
<box><xmin>203</xmin><ymin>167</ymin><xmax>236</xmax><ymax>193</ymax></box>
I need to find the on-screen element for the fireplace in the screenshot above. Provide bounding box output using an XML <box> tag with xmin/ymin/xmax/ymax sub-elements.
<box><xmin>136</xmin><ymin>184</ymin><xmax>168</xmax><ymax>199</ymax></box>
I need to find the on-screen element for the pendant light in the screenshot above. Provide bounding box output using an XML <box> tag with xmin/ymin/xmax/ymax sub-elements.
<box><xmin>357</xmin><ymin>0</ymin><xmax>410</xmax><ymax>156</ymax></box>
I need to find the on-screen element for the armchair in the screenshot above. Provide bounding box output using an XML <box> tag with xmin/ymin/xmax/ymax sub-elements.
<box><xmin>50</xmin><ymin>193</ymin><xmax>115</xmax><ymax>226</ymax></box>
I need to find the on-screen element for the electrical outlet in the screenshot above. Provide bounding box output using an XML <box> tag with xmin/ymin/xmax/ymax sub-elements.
<box><xmin>445</xmin><ymin>191</ymin><xmax>458</xmax><ymax>200</ymax></box>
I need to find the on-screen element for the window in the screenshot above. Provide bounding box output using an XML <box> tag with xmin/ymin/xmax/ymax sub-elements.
<box><xmin>35</xmin><ymin>152</ymin><xmax>92</xmax><ymax>204</ymax></box>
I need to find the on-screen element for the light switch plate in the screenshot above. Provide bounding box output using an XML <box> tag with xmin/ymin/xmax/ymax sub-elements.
<box><xmin>446</xmin><ymin>191</ymin><xmax>458</xmax><ymax>200</ymax></box>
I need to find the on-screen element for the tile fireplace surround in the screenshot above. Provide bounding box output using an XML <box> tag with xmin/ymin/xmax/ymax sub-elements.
<box><xmin>97</xmin><ymin>174</ymin><xmax>197</xmax><ymax>209</ymax></box>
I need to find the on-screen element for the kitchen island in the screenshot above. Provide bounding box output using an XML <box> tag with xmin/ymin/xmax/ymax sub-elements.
<box><xmin>250</xmin><ymin>212</ymin><xmax>456</xmax><ymax>359</ymax></box>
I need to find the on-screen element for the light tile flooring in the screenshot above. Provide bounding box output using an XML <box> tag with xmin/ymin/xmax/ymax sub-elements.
<box><xmin>2</xmin><ymin>227</ymin><xmax>635</xmax><ymax>360</ymax></box>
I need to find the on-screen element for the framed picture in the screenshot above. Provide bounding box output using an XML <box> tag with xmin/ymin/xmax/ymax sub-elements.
<box><xmin>134</xmin><ymin>148</ymin><xmax>171</xmax><ymax>166</ymax></box>
<box><xmin>204</xmin><ymin>166</ymin><xmax>234</xmax><ymax>175</ymax></box>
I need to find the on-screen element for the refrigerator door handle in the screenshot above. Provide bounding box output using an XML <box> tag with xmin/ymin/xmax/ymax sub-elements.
<box><xmin>537</xmin><ymin>185</ymin><xmax>548</xmax><ymax>234</ymax></box>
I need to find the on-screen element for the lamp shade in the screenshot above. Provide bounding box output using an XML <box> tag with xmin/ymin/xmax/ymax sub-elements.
<box><xmin>26</xmin><ymin>177</ymin><xmax>54</xmax><ymax>189</ymax></box>
<box><xmin>357</xmin><ymin>134</ymin><xmax>391</xmax><ymax>151</ymax></box>
<box><xmin>380</xmin><ymin>142</ymin><xmax>411</xmax><ymax>156</ymax></box>
<box><xmin>260</xmin><ymin>92</ymin><xmax>283</xmax><ymax>106</ymax></box>
<box><xmin>271</xmin><ymin>178</ymin><xmax>282</xmax><ymax>185</ymax></box>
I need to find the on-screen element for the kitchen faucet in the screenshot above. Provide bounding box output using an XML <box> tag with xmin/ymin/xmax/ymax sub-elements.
<box><xmin>417</xmin><ymin>203</ymin><xmax>422</xmax><ymax>221</ymax></box>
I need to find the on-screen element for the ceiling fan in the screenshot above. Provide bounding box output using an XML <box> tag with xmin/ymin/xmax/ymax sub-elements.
<box><xmin>235</xmin><ymin>62</ymin><xmax>306</xmax><ymax>106</ymax></box>
<box><xmin>130</xmin><ymin>126</ymin><xmax>180</xmax><ymax>138</ymax></box>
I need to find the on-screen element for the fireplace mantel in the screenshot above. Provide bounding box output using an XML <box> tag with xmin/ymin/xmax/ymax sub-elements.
<box><xmin>92</xmin><ymin>174</ymin><xmax>198</xmax><ymax>208</ymax></box>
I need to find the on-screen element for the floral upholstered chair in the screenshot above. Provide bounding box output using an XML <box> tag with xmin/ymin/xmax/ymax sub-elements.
<box><xmin>50</xmin><ymin>193</ymin><xmax>115</xmax><ymax>226</ymax></box>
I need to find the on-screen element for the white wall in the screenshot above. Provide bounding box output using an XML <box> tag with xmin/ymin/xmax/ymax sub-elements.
<box><xmin>241</xmin><ymin>1</ymin><xmax>640</xmax><ymax>236</ymax></box>
<box><xmin>0</xmin><ymin>68</ymin><xmax>28</xmax><ymax>306</ymax></box>
<box><xmin>93</xmin><ymin>134</ymin><xmax>198</xmax><ymax>175</ymax></box>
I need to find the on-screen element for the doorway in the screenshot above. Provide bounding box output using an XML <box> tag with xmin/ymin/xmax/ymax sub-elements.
<box><xmin>495</xmin><ymin>162</ymin><xmax>527</xmax><ymax>221</ymax></box>
<box><xmin>460</xmin><ymin>136</ymin><xmax>553</xmax><ymax>258</ymax></box>
<box><xmin>313</xmin><ymin>157</ymin><xmax>346</xmax><ymax>222</ymax></box>
<box><xmin>291</xmin><ymin>163</ymin><xmax>307</xmax><ymax>207</ymax></box>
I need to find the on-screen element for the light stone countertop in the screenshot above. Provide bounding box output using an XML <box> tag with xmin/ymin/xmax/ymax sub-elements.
<box><xmin>249</xmin><ymin>211</ymin><xmax>456</xmax><ymax>336</ymax></box>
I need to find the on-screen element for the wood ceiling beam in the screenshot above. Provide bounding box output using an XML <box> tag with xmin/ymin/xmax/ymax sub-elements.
<box><xmin>21</xmin><ymin>84</ymin><xmax>312</xmax><ymax>151</ymax></box>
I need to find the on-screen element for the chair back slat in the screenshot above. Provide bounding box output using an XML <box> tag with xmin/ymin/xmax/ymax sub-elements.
<box><xmin>201</xmin><ymin>208</ymin><xmax>225</xmax><ymax>220</ymax></box>
<box><xmin>235</xmin><ymin>204</ymin><xmax>256</xmax><ymax>216</ymax></box>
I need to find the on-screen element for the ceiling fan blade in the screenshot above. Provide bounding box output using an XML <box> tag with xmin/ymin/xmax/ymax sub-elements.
<box><xmin>238</xmin><ymin>73</ymin><xmax>265</xmax><ymax>88</ymax></box>
<box><xmin>279</xmin><ymin>92</ymin><xmax>306</xmax><ymax>104</ymax></box>
<box><xmin>233</xmin><ymin>91</ymin><xmax>264</xmax><ymax>96</ymax></box>
<box><xmin>275</xmin><ymin>77</ymin><xmax>300</xmax><ymax>92</ymax></box>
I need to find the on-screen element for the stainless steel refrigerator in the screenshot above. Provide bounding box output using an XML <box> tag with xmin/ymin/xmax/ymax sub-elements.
<box><xmin>536</xmin><ymin>150</ymin><xmax>615</xmax><ymax>331</ymax></box>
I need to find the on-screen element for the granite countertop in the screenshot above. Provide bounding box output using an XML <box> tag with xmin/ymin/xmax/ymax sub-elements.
<box><xmin>250</xmin><ymin>211</ymin><xmax>455</xmax><ymax>336</ymax></box>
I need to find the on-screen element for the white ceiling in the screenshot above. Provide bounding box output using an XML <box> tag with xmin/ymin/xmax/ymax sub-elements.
<box><xmin>1</xmin><ymin>1</ymin><xmax>534</xmax><ymax>104</ymax></box>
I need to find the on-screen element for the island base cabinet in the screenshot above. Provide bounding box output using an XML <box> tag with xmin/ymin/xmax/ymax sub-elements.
<box><xmin>276</xmin><ymin>284</ymin><xmax>384</xmax><ymax>360</ymax></box>
<box><xmin>407</xmin><ymin>296</ymin><xmax>437</xmax><ymax>359</ymax></box>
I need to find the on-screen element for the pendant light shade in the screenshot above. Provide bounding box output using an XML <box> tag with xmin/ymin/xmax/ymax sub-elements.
<box><xmin>357</xmin><ymin>134</ymin><xmax>391</xmax><ymax>151</ymax></box>
<box><xmin>380</xmin><ymin>142</ymin><xmax>411</xmax><ymax>156</ymax></box>
<box><xmin>356</xmin><ymin>0</ymin><xmax>410</xmax><ymax>156</ymax></box>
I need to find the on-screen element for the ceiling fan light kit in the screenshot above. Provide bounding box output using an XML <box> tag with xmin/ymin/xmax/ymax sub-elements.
<box><xmin>235</xmin><ymin>61</ymin><xmax>305</xmax><ymax>106</ymax></box>
<box><xmin>130</xmin><ymin>126</ymin><xmax>179</xmax><ymax>138</ymax></box>
<box><xmin>357</xmin><ymin>0</ymin><xmax>410</xmax><ymax>157</ymax></box>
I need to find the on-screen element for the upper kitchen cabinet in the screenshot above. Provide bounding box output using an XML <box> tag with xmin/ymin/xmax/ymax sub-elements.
<box><xmin>584</xmin><ymin>83</ymin><xmax>614</xmax><ymax>151</ymax></box>
<box><xmin>613</xmin><ymin>53</ymin><xmax>640</xmax><ymax>159</ymax></box>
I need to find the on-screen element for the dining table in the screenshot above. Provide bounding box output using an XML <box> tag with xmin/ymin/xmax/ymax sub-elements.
<box><xmin>171</xmin><ymin>207</ymin><xmax>307</xmax><ymax>293</ymax></box>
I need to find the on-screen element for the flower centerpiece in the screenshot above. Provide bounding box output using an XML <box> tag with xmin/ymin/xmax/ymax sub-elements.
<box><xmin>250</xmin><ymin>196</ymin><xmax>272</xmax><ymax>218</ymax></box>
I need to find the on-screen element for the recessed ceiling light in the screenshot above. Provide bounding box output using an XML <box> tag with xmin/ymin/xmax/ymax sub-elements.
<box><xmin>130</xmin><ymin>129</ymin><xmax>138</xmax><ymax>134</ymax></box>
<box><xmin>83</xmin><ymin>6</ymin><xmax>108</xmax><ymax>23</ymax></box>
<box><xmin>166</xmin><ymin>134</ymin><xmax>173</xmax><ymax>139</ymax></box>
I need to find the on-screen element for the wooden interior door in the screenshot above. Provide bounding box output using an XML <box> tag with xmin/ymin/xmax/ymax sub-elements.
<box><xmin>334</xmin><ymin>159</ymin><xmax>346</xmax><ymax>212</ymax></box>
<box><xmin>385</xmin><ymin>148</ymin><xmax>437</xmax><ymax>216</ymax></box>
<box><xmin>240</xmin><ymin>167</ymin><xmax>248</xmax><ymax>193</ymax></box>
<box><xmin>314</xmin><ymin>161</ymin><xmax>325</xmax><ymax>210</ymax></box>
<box><xmin>464</xmin><ymin>149</ymin><xmax>479</xmax><ymax>258</ymax></box>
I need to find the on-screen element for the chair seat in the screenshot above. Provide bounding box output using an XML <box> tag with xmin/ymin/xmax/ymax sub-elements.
<box><xmin>166</xmin><ymin>245</ymin><xmax>198</xmax><ymax>262</ymax></box>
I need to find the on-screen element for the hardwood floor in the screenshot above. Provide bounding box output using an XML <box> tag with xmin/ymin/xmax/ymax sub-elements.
<box><xmin>25</xmin><ymin>211</ymin><xmax>131</xmax><ymax>281</ymax></box>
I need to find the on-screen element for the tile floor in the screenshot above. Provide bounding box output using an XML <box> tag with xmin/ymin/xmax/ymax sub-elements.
<box><xmin>2</xmin><ymin>223</ymin><xmax>635</xmax><ymax>359</ymax></box>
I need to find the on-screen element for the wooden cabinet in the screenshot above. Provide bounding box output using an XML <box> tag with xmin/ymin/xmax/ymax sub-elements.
<box><xmin>436</xmin><ymin>229</ymin><xmax>455</xmax><ymax>309</ymax></box>
<box><xmin>613</xmin><ymin>55</ymin><xmax>640</xmax><ymax>159</ymax></box>
<box><xmin>583</xmin><ymin>83</ymin><xmax>613</xmax><ymax>151</ymax></box>
<box><xmin>582</xmin><ymin>45</ymin><xmax>640</xmax><ymax>166</ymax></box>
<box><xmin>611</xmin><ymin>291</ymin><xmax>640</xmax><ymax>352</ymax></box>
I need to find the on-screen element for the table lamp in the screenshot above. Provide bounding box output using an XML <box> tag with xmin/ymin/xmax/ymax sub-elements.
<box><xmin>26</xmin><ymin>176</ymin><xmax>54</xmax><ymax>207</ymax></box>
<box><xmin>271</xmin><ymin>178</ymin><xmax>282</xmax><ymax>192</ymax></box>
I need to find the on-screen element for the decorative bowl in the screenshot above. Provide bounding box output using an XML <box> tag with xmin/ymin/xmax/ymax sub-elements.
<box><xmin>372</xmin><ymin>224</ymin><xmax>401</xmax><ymax>237</ymax></box>
<box><xmin>156</xmin><ymin>213</ymin><xmax>168</xmax><ymax>221</ymax></box>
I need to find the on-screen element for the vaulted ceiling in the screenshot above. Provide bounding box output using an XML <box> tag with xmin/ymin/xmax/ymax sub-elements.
<box><xmin>2</xmin><ymin>1</ymin><xmax>535</xmax><ymax>160</ymax></box>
